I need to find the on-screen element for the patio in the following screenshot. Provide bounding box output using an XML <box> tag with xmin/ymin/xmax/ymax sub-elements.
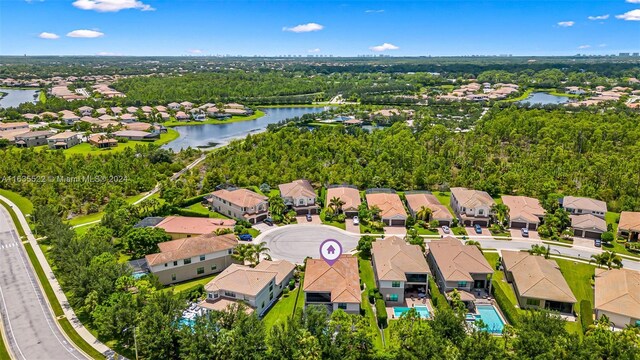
<box><xmin>386</xmin><ymin>296</ymin><xmax>435</xmax><ymax>320</ymax></box>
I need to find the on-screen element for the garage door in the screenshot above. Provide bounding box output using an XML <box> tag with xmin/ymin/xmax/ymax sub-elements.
<box><xmin>573</xmin><ymin>229</ymin><xmax>584</xmax><ymax>237</ymax></box>
<box><xmin>511</xmin><ymin>221</ymin><xmax>527</xmax><ymax>229</ymax></box>
<box><xmin>584</xmin><ymin>231</ymin><xmax>601</xmax><ymax>240</ymax></box>
<box><xmin>528</xmin><ymin>223</ymin><xmax>537</xmax><ymax>230</ymax></box>
<box><xmin>474</xmin><ymin>220</ymin><xmax>488</xmax><ymax>227</ymax></box>
<box><xmin>391</xmin><ymin>219</ymin><xmax>406</xmax><ymax>226</ymax></box>
<box><xmin>438</xmin><ymin>220</ymin><xmax>451</xmax><ymax>227</ymax></box>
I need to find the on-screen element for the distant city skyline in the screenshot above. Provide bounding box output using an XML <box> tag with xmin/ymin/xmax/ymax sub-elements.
<box><xmin>1</xmin><ymin>0</ymin><xmax>639</xmax><ymax>57</ymax></box>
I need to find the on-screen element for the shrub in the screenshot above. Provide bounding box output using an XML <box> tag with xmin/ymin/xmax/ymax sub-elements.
<box><xmin>375</xmin><ymin>299</ymin><xmax>387</xmax><ymax>328</ymax></box>
<box><xmin>491</xmin><ymin>281</ymin><xmax>519</xmax><ymax>326</ymax></box>
<box><xmin>368</xmin><ymin>288</ymin><xmax>376</xmax><ymax>304</ymax></box>
<box><xmin>600</xmin><ymin>232</ymin><xmax>614</xmax><ymax>244</ymax></box>
<box><xmin>288</xmin><ymin>279</ymin><xmax>295</xmax><ymax>290</ymax></box>
<box><xmin>283</xmin><ymin>287</ymin><xmax>290</xmax><ymax>295</ymax></box>
<box><xmin>429</xmin><ymin>278</ymin><xmax>450</xmax><ymax>311</ymax></box>
<box><xmin>580</xmin><ymin>300</ymin><xmax>593</xmax><ymax>333</ymax></box>
<box><xmin>173</xmin><ymin>208</ymin><xmax>210</xmax><ymax>218</ymax></box>
<box><xmin>180</xmin><ymin>194</ymin><xmax>205</xmax><ymax>207</ymax></box>
<box><xmin>182</xmin><ymin>284</ymin><xmax>205</xmax><ymax>302</ymax></box>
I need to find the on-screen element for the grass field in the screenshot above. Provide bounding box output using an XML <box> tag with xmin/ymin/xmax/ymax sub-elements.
<box><xmin>0</xmin><ymin>189</ymin><xmax>34</xmax><ymax>216</ymax></box>
<box><xmin>0</xmin><ymin>330</ymin><xmax>10</xmax><ymax>360</ymax></box>
<box><xmin>58</xmin><ymin>318</ymin><xmax>106</xmax><ymax>359</ymax></box>
<box><xmin>163</xmin><ymin>274</ymin><xmax>217</xmax><ymax>293</ymax></box>
<box><xmin>63</xmin><ymin>128</ymin><xmax>179</xmax><ymax>156</ymax></box>
<box><xmin>162</xmin><ymin>110</ymin><xmax>265</xmax><ymax>127</ymax></box>
<box><xmin>357</xmin><ymin>256</ymin><xmax>384</xmax><ymax>348</ymax></box>
<box><xmin>483</xmin><ymin>252</ymin><xmax>519</xmax><ymax>307</ymax></box>
<box><xmin>555</xmin><ymin>259</ymin><xmax>594</xmax><ymax>315</ymax></box>
<box><xmin>262</xmin><ymin>286</ymin><xmax>303</xmax><ymax>329</ymax></box>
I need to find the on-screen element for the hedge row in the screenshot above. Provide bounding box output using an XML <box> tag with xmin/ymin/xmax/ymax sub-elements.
<box><xmin>491</xmin><ymin>281</ymin><xmax>519</xmax><ymax>326</ymax></box>
<box><xmin>180</xmin><ymin>194</ymin><xmax>206</xmax><ymax>207</ymax></box>
<box><xmin>173</xmin><ymin>208</ymin><xmax>209</xmax><ymax>218</ymax></box>
<box><xmin>375</xmin><ymin>298</ymin><xmax>387</xmax><ymax>328</ymax></box>
<box><xmin>428</xmin><ymin>278</ymin><xmax>450</xmax><ymax>311</ymax></box>
<box><xmin>580</xmin><ymin>300</ymin><xmax>593</xmax><ymax>333</ymax></box>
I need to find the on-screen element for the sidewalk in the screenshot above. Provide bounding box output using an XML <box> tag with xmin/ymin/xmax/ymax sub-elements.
<box><xmin>0</xmin><ymin>195</ymin><xmax>119</xmax><ymax>359</ymax></box>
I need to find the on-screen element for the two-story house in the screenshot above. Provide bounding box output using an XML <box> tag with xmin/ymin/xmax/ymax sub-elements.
<box><xmin>152</xmin><ymin>216</ymin><xmax>236</xmax><ymax>239</ymax></box>
<box><xmin>145</xmin><ymin>233</ymin><xmax>238</xmax><ymax>285</ymax></box>
<box><xmin>371</xmin><ymin>236</ymin><xmax>430</xmax><ymax>304</ymax></box>
<box><xmin>427</xmin><ymin>237</ymin><xmax>493</xmax><ymax>299</ymax></box>
<box><xmin>561</xmin><ymin>196</ymin><xmax>607</xmax><ymax>218</ymax></box>
<box><xmin>199</xmin><ymin>259</ymin><xmax>295</xmax><ymax>316</ymax></box>
<box><xmin>47</xmin><ymin>131</ymin><xmax>82</xmax><ymax>149</ymax></box>
<box><xmin>14</xmin><ymin>130</ymin><xmax>54</xmax><ymax>148</ymax></box>
<box><xmin>450</xmin><ymin>187</ymin><xmax>495</xmax><ymax>227</ymax></box>
<box><xmin>279</xmin><ymin>179</ymin><xmax>319</xmax><ymax>215</ymax></box>
<box><xmin>303</xmin><ymin>255</ymin><xmax>361</xmax><ymax>314</ymax></box>
<box><xmin>208</xmin><ymin>188</ymin><xmax>269</xmax><ymax>224</ymax></box>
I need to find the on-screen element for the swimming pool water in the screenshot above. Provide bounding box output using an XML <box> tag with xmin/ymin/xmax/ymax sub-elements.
<box><xmin>473</xmin><ymin>305</ymin><xmax>505</xmax><ymax>334</ymax></box>
<box><xmin>393</xmin><ymin>306</ymin><xmax>430</xmax><ymax>319</ymax></box>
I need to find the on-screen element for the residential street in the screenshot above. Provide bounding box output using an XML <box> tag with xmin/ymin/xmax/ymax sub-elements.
<box><xmin>0</xmin><ymin>205</ymin><xmax>87</xmax><ymax>360</ymax></box>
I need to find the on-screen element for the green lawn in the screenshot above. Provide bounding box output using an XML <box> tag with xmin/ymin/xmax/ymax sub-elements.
<box><xmin>0</xmin><ymin>330</ymin><xmax>10</xmax><ymax>360</ymax></box>
<box><xmin>433</xmin><ymin>191</ymin><xmax>454</xmax><ymax>213</ymax></box>
<box><xmin>357</xmin><ymin>256</ymin><xmax>383</xmax><ymax>348</ymax></box>
<box><xmin>262</xmin><ymin>286</ymin><xmax>303</xmax><ymax>329</ymax></box>
<box><xmin>361</xmin><ymin>292</ymin><xmax>383</xmax><ymax>349</ymax></box>
<box><xmin>0</xmin><ymin>189</ymin><xmax>34</xmax><ymax>215</ymax></box>
<box><xmin>58</xmin><ymin>318</ymin><xmax>106</xmax><ymax>359</ymax></box>
<box><xmin>319</xmin><ymin>209</ymin><xmax>346</xmax><ymax>230</ymax></box>
<box><xmin>483</xmin><ymin>252</ymin><xmax>519</xmax><ymax>307</ymax></box>
<box><xmin>163</xmin><ymin>274</ymin><xmax>217</xmax><ymax>293</ymax></box>
<box><xmin>555</xmin><ymin>259</ymin><xmax>594</xmax><ymax>315</ymax></box>
<box><xmin>68</xmin><ymin>192</ymin><xmax>154</xmax><ymax>226</ymax></box>
<box><xmin>162</xmin><ymin>110</ymin><xmax>265</xmax><ymax>127</ymax></box>
<box><xmin>605</xmin><ymin>211</ymin><xmax>619</xmax><ymax>233</ymax></box>
<box><xmin>38</xmin><ymin>90</ymin><xmax>47</xmax><ymax>104</ymax></box>
<box><xmin>0</xmin><ymin>198</ymin><xmax>26</xmax><ymax>238</ymax></box>
<box><xmin>63</xmin><ymin>128</ymin><xmax>179</xmax><ymax>156</ymax></box>
<box><xmin>358</xmin><ymin>256</ymin><xmax>376</xmax><ymax>290</ymax></box>
<box><xmin>413</xmin><ymin>225</ymin><xmax>438</xmax><ymax>235</ymax></box>
<box><xmin>185</xmin><ymin>202</ymin><xmax>231</xmax><ymax>219</ymax></box>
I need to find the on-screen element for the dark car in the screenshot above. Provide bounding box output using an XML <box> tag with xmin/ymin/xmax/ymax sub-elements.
<box><xmin>238</xmin><ymin>233</ymin><xmax>253</xmax><ymax>241</ymax></box>
<box><xmin>594</xmin><ymin>239</ymin><xmax>602</xmax><ymax>247</ymax></box>
<box><xmin>306</xmin><ymin>214</ymin><xmax>313</xmax><ymax>222</ymax></box>
<box><xmin>474</xmin><ymin>224</ymin><xmax>482</xmax><ymax>234</ymax></box>
<box><xmin>263</xmin><ymin>217</ymin><xmax>274</xmax><ymax>226</ymax></box>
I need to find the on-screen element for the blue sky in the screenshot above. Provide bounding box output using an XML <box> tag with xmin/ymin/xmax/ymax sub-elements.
<box><xmin>1</xmin><ymin>0</ymin><xmax>638</xmax><ymax>56</ymax></box>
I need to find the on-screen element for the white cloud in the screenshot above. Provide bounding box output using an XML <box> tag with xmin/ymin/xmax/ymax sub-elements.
<box><xmin>308</xmin><ymin>48</ymin><xmax>321</xmax><ymax>53</ymax></box>
<box><xmin>587</xmin><ymin>14</ymin><xmax>609</xmax><ymax>20</ymax></box>
<box><xmin>626</xmin><ymin>0</ymin><xmax>640</xmax><ymax>3</ymax></box>
<box><xmin>66</xmin><ymin>29</ymin><xmax>104</xmax><ymax>38</ymax></box>
<box><xmin>38</xmin><ymin>32</ymin><xmax>59</xmax><ymax>39</ymax></box>
<box><xmin>282</xmin><ymin>23</ymin><xmax>324</xmax><ymax>33</ymax></box>
<box><xmin>578</xmin><ymin>45</ymin><xmax>591</xmax><ymax>49</ymax></box>
<box><xmin>72</xmin><ymin>0</ymin><xmax>154</xmax><ymax>12</ymax></box>
<box><xmin>557</xmin><ymin>21</ymin><xmax>575</xmax><ymax>27</ymax></box>
<box><xmin>616</xmin><ymin>9</ymin><xmax>640</xmax><ymax>21</ymax></box>
<box><xmin>96</xmin><ymin>51</ymin><xmax>120</xmax><ymax>56</ymax></box>
<box><xmin>187</xmin><ymin>49</ymin><xmax>204</xmax><ymax>54</ymax></box>
<box><xmin>598</xmin><ymin>43</ymin><xmax>607</xmax><ymax>47</ymax></box>
<box><xmin>369</xmin><ymin>43</ymin><xmax>399</xmax><ymax>52</ymax></box>
<box><xmin>365</xmin><ymin>9</ymin><xmax>384</xmax><ymax>13</ymax></box>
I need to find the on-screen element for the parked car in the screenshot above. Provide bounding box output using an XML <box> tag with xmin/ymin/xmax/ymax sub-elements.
<box><xmin>442</xmin><ymin>225</ymin><xmax>450</xmax><ymax>234</ymax></box>
<box><xmin>306</xmin><ymin>214</ymin><xmax>312</xmax><ymax>222</ymax></box>
<box><xmin>353</xmin><ymin>216</ymin><xmax>359</xmax><ymax>225</ymax></box>
<box><xmin>521</xmin><ymin>228</ymin><xmax>529</xmax><ymax>237</ymax></box>
<box><xmin>263</xmin><ymin>217</ymin><xmax>274</xmax><ymax>226</ymax></box>
<box><xmin>594</xmin><ymin>239</ymin><xmax>602</xmax><ymax>247</ymax></box>
<box><xmin>238</xmin><ymin>233</ymin><xmax>253</xmax><ymax>241</ymax></box>
<box><xmin>474</xmin><ymin>224</ymin><xmax>482</xmax><ymax>234</ymax></box>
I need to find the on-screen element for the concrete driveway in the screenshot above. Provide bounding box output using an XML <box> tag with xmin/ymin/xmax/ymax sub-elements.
<box><xmin>295</xmin><ymin>214</ymin><xmax>321</xmax><ymax>225</ymax></box>
<box><xmin>345</xmin><ymin>218</ymin><xmax>360</xmax><ymax>234</ymax></box>
<box><xmin>253</xmin><ymin>222</ymin><xmax>275</xmax><ymax>233</ymax></box>
<box><xmin>437</xmin><ymin>227</ymin><xmax>453</xmax><ymax>237</ymax></box>
<box><xmin>572</xmin><ymin>236</ymin><xmax>597</xmax><ymax>250</ymax></box>
<box><xmin>509</xmin><ymin>228</ymin><xmax>540</xmax><ymax>240</ymax></box>
<box><xmin>465</xmin><ymin>226</ymin><xmax>492</xmax><ymax>239</ymax></box>
<box><xmin>384</xmin><ymin>226</ymin><xmax>407</xmax><ymax>236</ymax></box>
<box><xmin>257</xmin><ymin>224</ymin><xmax>359</xmax><ymax>264</ymax></box>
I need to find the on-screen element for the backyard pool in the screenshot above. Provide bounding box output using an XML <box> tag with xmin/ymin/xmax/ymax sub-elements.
<box><xmin>467</xmin><ymin>305</ymin><xmax>505</xmax><ymax>334</ymax></box>
<box><xmin>393</xmin><ymin>305</ymin><xmax>430</xmax><ymax>319</ymax></box>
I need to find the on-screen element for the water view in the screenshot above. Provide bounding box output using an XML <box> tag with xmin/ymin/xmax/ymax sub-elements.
<box><xmin>517</xmin><ymin>92</ymin><xmax>570</xmax><ymax>106</ymax></box>
<box><xmin>164</xmin><ymin>106</ymin><xmax>331</xmax><ymax>151</ymax></box>
<box><xmin>0</xmin><ymin>88</ymin><xmax>39</xmax><ymax>108</ymax></box>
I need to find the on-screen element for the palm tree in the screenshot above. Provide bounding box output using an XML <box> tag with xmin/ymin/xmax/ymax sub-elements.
<box><xmin>328</xmin><ymin>196</ymin><xmax>346</xmax><ymax>214</ymax></box>
<box><xmin>465</xmin><ymin>240</ymin><xmax>481</xmax><ymax>250</ymax></box>
<box><xmin>491</xmin><ymin>203</ymin><xmax>510</xmax><ymax>227</ymax></box>
<box><xmin>369</xmin><ymin>205</ymin><xmax>382</xmax><ymax>220</ymax></box>
<box><xmin>416</xmin><ymin>206</ymin><xmax>432</xmax><ymax>222</ymax></box>
<box><xmin>590</xmin><ymin>251</ymin><xmax>623</xmax><ymax>269</ymax></box>
<box><xmin>529</xmin><ymin>244</ymin><xmax>550</xmax><ymax>259</ymax></box>
<box><xmin>252</xmin><ymin>241</ymin><xmax>271</xmax><ymax>265</ymax></box>
<box><xmin>269</xmin><ymin>195</ymin><xmax>285</xmax><ymax>217</ymax></box>
<box><xmin>232</xmin><ymin>244</ymin><xmax>254</xmax><ymax>265</ymax></box>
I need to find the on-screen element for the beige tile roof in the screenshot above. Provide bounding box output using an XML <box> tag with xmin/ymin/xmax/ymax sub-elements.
<box><xmin>502</xmin><ymin>195</ymin><xmax>546</xmax><ymax>223</ymax></box>
<box><xmin>571</xmin><ymin>214</ymin><xmax>607</xmax><ymax>232</ymax></box>
<box><xmin>326</xmin><ymin>186</ymin><xmax>362</xmax><ymax>212</ymax></box>
<box><xmin>365</xmin><ymin>192</ymin><xmax>407</xmax><ymax>219</ymax></box>
<box><xmin>279</xmin><ymin>179</ymin><xmax>316</xmax><ymax>199</ymax></box>
<box><xmin>303</xmin><ymin>255</ymin><xmax>361</xmax><ymax>304</ymax></box>
<box><xmin>198</xmin><ymin>298</ymin><xmax>254</xmax><ymax>314</ymax></box>
<box><xmin>594</xmin><ymin>268</ymin><xmax>640</xmax><ymax>320</ymax></box>
<box><xmin>125</xmin><ymin>122</ymin><xmax>156</xmax><ymax>132</ymax></box>
<box><xmin>563</xmin><ymin>196</ymin><xmax>607</xmax><ymax>213</ymax></box>
<box><xmin>49</xmin><ymin>131</ymin><xmax>80</xmax><ymax>140</ymax></box>
<box><xmin>372</xmin><ymin>236</ymin><xmax>430</xmax><ymax>281</ymax></box>
<box><xmin>0</xmin><ymin>122</ymin><xmax>28</xmax><ymax>130</ymax></box>
<box><xmin>502</xmin><ymin>251</ymin><xmax>576</xmax><ymax>304</ymax></box>
<box><xmin>617</xmin><ymin>212</ymin><xmax>640</xmax><ymax>232</ymax></box>
<box><xmin>145</xmin><ymin>233</ymin><xmax>237</xmax><ymax>267</ymax></box>
<box><xmin>211</xmin><ymin>188</ymin><xmax>268</xmax><ymax>209</ymax></box>
<box><xmin>450</xmin><ymin>187</ymin><xmax>495</xmax><ymax>209</ymax></box>
<box><xmin>254</xmin><ymin>260</ymin><xmax>296</xmax><ymax>286</ymax></box>
<box><xmin>405</xmin><ymin>193</ymin><xmax>453</xmax><ymax>221</ymax></box>
<box><xmin>428</xmin><ymin>237</ymin><xmax>493</xmax><ymax>281</ymax></box>
<box><xmin>154</xmin><ymin>216</ymin><xmax>236</xmax><ymax>235</ymax></box>
<box><xmin>204</xmin><ymin>264</ymin><xmax>277</xmax><ymax>296</ymax></box>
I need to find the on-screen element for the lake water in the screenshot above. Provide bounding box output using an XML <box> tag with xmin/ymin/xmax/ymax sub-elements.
<box><xmin>0</xmin><ymin>88</ymin><xmax>40</xmax><ymax>108</ymax></box>
<box><xmin>517</xmin><ymin>92</ymin><xmax>570</xmax><ymax>106</ymax></box>
<box><xmin>164</xmin><ymin>106</ymin><xmax>331</xmax><ymax>151</ymax></box>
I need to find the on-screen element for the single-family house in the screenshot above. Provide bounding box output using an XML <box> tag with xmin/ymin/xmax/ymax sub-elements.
<box><xmin>561</xmin><ymin>196</ymin><xmax>607</xmax><ymax>218</ymax></box>
<box><xmin>23</xmin><ymin>113</ymin><xmax>38</xmax><ymax>121</ymax></box>
<box><xmin>61</xmin><ymin>112</ymin><xmax>80</xmax><ymax>125</ymax></box>
<box><xmin>303</xmin><ymin>255</ymin><xmax>361</xmax><ymax>314</ymax></box>
<box><xmin>180</xmin><ymin>101</ymin><xmax>194</xmax><ymax>110</ymax></box>
<box><xmin>279</xmin><ymin>179</ymin><xmax>319</xmax><ymax>215</ymax></box>
<box><xmin>141</xmin><ymin>106</ymin><xmax>153</xmax><ymax>114</ymax></box>
<box><xmin>571</xmin><ymin>214</ymin><xmax>607</xmax><ymax>239</ymax></box>
<box><xmin>405</xmin><ymin>192</ymin><xmax>454</xmax><ymax>226</ymax></box>
<box><xmin>38</xmin><ymin>112</ymin><xmax>59</xmax><ymax>120</ymax></box>
<box><xmin>96</xmin><ymin>108</ymin><xmax>107</xmax><ymax>115</ymax></box>
<box><xmin>153</xmin><ymin>216</ymin><xmax>236</xmax><ymax>239</ymax></box>
<box><xmin>98</xmin><ymin>114</ymin><xmax>117</xmax><ymax>121</ymax></box>
<box><xmin>78</xmin><ymin>106</ymin><xmax>93</xmax><ymax>116</ymax></box>
<box><xmin>113</xmin><ymin>130</ymin><xmax>159</xmax><ymax>141</ymax></box>
<box><xmin>126</xmin><ymin>106</ymin><xmax>138</xmax><ymax>113</ymax></box>
<box><xmin>157</xmin><ymin>112</ymin><xmax>171</xmax><ymax>121</ymax></box>
<box><xmin>372</xmin><ymin>236</ymin><xmax>430</xmax><ymax>304</ymax></box>
<box><xmin>155</xmin><ymin>105</ymin><xmax>168</xmax><ymax>112</ymax></box>
<box><xmin>110</xmin><ymin>107</ymin><xmax>123</xmax><ymax>115</ymax></box>
<box><xmin>168</xmin><ymin>102</ymin><xmax>181</xmax><ymax>110</ymax></box>
<box><xmin>617</xmin><ymin>211</ymin><xmax>640</xmax><ymax>241</ymax></box>
<box><xmin>208</xmin><ymin>188</ymin><xmax>269</xmax><ymax>224</ymax></box>
<box><xmin>594</xmin><ymin>268</ymin><xmax>640</xmax><ymax>328</ymax></box>
<box><xmin>427</xmin><ymin>237</ymin><xmax>493</xmax><ymax>297</ymax></box>
<box><xmin>199</xmin><ymin>260</ymin><xmax>295</xmax><ymax>315</ymax></box>
<box><xmin>145</xmin><ymin>233</ymin><xmax>238</xmax><ymax>285</ymax></box>
<box><xmin>119</xmin><ymin>113</ymin><xmax>137</xmax><ymax>122</ymax></box>
<box><xmin>501</xmin><ymin>195</ymin><xmax>546</xmax><ymax>230</ymax></box>
<box><xmin>325</xmin><ymin>185</ymin><xmax>361</xmax><ymax>218</ymax></box>
<box><xmin>88</xmin><ymin>134</ymin><xmax>117</xmax><ymax>148</ymax></box>
<box><xmin>14</xmin><ymin>130</ymin><xmax>54</xmax><ymax>148</ymax></box>
<box><xmin>450</xmin><ymin>187</ymin><xmax>495</xmax><ymax>227</ymax></box>
<box><xmin>365</xmin><ymin>191</ymin><xmax>407</xmax><ymax>226</ymax></box>
<box><xmin>125</xmin><ymin>122</ymin><xmax>156</xmax><ymax>132</ymax></box>
<box><xmin>47</xmin><ymin>131</ymin><xmax>82</xmax><ymax>149</ymax></box>
<box><xmin>502</xmin><ymin>251</ymin><xmax>576</xmax><ymax>313</ymax></box>
<box><xmin>206</xmin><ymin>107</ymin><xmax>219</xmax><ymax>117</ymax></box>
<box><xmin>0</xmin><ymin>122</ymin><xmax>29</xmax><ymax>132</ymax></box>
<box><xmin>175</xmin><ymin>111</ymin><xmax>189</xmax><ymax>121</ymax></box>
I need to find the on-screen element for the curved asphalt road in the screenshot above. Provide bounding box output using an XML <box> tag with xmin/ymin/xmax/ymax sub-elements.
<box><xmin>0</xmin><ymin>205</ymin><xmax>86</xmax><ymax>360</ymax></box>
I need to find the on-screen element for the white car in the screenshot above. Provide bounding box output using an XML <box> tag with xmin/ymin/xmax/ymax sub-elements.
<box><xmin>442</xmin><ymin>225</ymin><xmax>450</xmax><ymax>234</ymax></box>
<box><xmin>352</xmin><ymin>216</ymin><xmax>360</xmax><ymax>225</ymax></box>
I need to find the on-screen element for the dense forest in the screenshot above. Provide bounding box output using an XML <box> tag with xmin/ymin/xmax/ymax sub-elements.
<box><xmin>200</xmin><ymin>107</ymin><xmax>640</xmax><ymax>212</ymax></box>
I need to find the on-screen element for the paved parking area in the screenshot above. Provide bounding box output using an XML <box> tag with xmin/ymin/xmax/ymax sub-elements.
<box><xmin>295</xmin><ymin>214</ymin><xmax>321</xmax><ymax>225</ymax></box>
<box><xmin>509</xmin><ymin>228</ymin><xmax>540</xmax><ymax>240</ymax></box>
<box><xmin>384</xmin><ymin>226</ymin><xmax>407</xmax><ymax>236</ymax></box>
<box><xmin>572</xmin><ymin>236</ymin><xmax>598</xmax><ymax>249</ymax></box>
<box><xmin>437</xmin><ymin>227</ymin><xmax>452</xmax><ymax>237</ymax></box>
<box><xmin>345</xmin><ymin>218</ymin><xmax>360</xmax><ymax>233</ymax></box>
<box><xmin>465</xmin><ymin>226</ymin><xmax>492</xmax><ymax>238</ymax></box>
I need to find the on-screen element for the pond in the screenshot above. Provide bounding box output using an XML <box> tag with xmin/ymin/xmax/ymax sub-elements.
<box><xmin>164</xmin><ymin>106</ymin><xmax>331</xmax><ymax>151</ymax></box>
<box><xmin>517</xmin><ymin>92</ymin><xmax>570</xmax><ymax>106</ymax></box>
<box><xmin>0</xmin><ymin>88</ymin><xmax>40</xmax><ymax>108</ymax></box>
